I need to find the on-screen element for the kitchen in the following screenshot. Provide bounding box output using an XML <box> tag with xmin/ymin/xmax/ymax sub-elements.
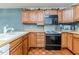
<box><xmin>0</xmin><ymin>3</ymin><xmax>79</xmax><ymax>55</ymax></box>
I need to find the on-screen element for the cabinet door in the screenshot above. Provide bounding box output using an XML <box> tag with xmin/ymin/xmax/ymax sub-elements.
<box><xmin>67</xmin><ymin>33</ymin><xmax>73</xmax><ymax>51</ymax></box>
<box><xmin>74</xmin><ymin>5</ymin><xmax>79</xmax><ymax>21</ymax></box>
<box><xmin>29</xmin><ymin>32</ymin><xmax>37</xmax><ymax>47</ymax></box>
<box><xmin>58</xmin><ymin>10</ymin><xmax>63</xmax><ymax>23</ymax></box>
<box><xmin>61</xmin><ymin>32</ymin><xmax>68</xmax><ymax>48</ymax></box>
<box><xmin>73</xmin><ymin>37</ymin><xmax>79</xmax><ymax>54</ymax></box>
<box><xmin>63</xmin><ymin>8</ymin><xmax>73</xmax><ymax>23</ymax></box>
<box><xmin>10</xmin><ymin>37</ymin><xmax>22</xmax><ymax>51</ymax></box>
<box><xmin>29</xmin><ymin>10</ymin><xmax>36</xmax><ymax>23</ymax></box>
<box><xmin>36</xmin><ymin>32</ymin><xmax>45</xmax><ymax>47</ymax></box>
<box><xmin>10</xmin><ymin>43</ymin><xmax>22</xmax><ymax>55</ymax></box>
<box><xmin>36</xmin><ymin>10</ymin><xmax>44</xmax><ymax>25</ymax></box>
<box><xmin>22</xmin><ymin>11</ymin><xmax>31</xmax><ymax>23</ymax></box>
<box><xmin>22</xmin><ymin>35</ymin><xmax>28</xmax><ymax>55</ymax></box>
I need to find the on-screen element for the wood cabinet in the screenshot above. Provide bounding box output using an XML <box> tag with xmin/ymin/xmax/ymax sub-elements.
<box><xmin>73</xmin><ymin>4</ymin><xmax>79</xmax><ymax>21</ymax></box>
<box><xmin>28</xmin><ymin>32</ymin><xmax>37</xmax><ymax>47</ymax></box>
<box><xmin>9</xmin><ymin>37</ymin><xmax>22</xmax><ymax>55</ymax></box>
<box><xmin>36</xmin><ymin>32</ymin><xmax>45</xmax><ymax>47</ymax></box>
<box><xmin>22</xmin><ymin>9</ymin><xmax>44</xmax><ymax>25</ymax></box>
<box><xmin>36</xmin><ymin>10</ymin><xmax>44</xmax><ymax>25</ymax></box>
<box><xmin>29</xmin><ymin>10</ymin><xmax>37</xmax><ymax>23</ymax></box>
<box><xmin>73</xmin><ymin>34</ymin><xmax>79</xmax><ymax>54</ymax></box>
<box><xmin>22</xmin><ymin>34</ymin><xmax>28</xmax><ymax>55</ymax></box>
<box><xmin>22</xmin><ymin>10</ymin><xmax>31</xmax><ymax>23</ymax></box>
<box><xmin>28</xmin><ymin>32</ymin><xmax>45</xmax><ymax>48</ymax></box>
<box><xmin>62</xmin><ymin>8</ymin><xmax>73</xmax><ymax>23</ymax></box>
<box><xmin>67</xmin><ymin>33</ymin><xmax>73</xmax><ymax>51</ymax></box>
<box><xmin>58</xmin><ymin>10</ymin><xmax>63</xmax><ymax>23</ymax></box>
<box><xmin>10</xmin><ymin>43</ymin><xmax>22</xmax><ymax>55</ymax></box>
<box><xmin>61</xmin><ymin>32</ymin><xmax>68</xmax><ymax>48</ymax></box>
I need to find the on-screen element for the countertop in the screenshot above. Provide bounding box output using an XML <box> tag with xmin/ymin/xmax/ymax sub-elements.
<box><xmin>0</xmin><ymin>30</ymin><xmax>79</xmax><ymax>48</ymax></box>
<box><xmin>61</xmin><ymin>31</ymin><xmax>79</xmax><ymax>34</ymax></box>
<box><xmin>0</xmin><ymin>31</ymin><xmax>29</xmax><ymax>48</ymax></box>
<box><xmin>0</xmin><ymin>31</ymin><xmax>45</xmax><ymax>48</ymax></box>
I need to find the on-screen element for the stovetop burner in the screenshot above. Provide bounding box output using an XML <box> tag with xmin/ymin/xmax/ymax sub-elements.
<box><xmin>45</xmin><ymin>31</ymin><xmax>61</xmax><ymax>35</ymax></box>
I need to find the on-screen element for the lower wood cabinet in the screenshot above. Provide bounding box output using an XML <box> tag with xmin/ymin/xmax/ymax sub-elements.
<box><xmin>73</xmin><ymin>34</ymin><xmax>79</xmax><ymax>54</ymax></box>
<box><xmin>28</xmin><ymin>32</ymin><xmax>45</xmax><ymax>48</ymax></box>
<box><xmin>9</xmin><ymin>32</ymin><xmax>45</xmax><ymax>55</ymax></box>
<box><xmin>28</xmin><ymin>32</ymin><xmax>37</xmax><ymax>47</ymax></box>
<box><xmin>9</xmin><ymin>37</ymin><xmax>23</xmax><ymax>55</ymax></box>
<box><xmin>22</xmin><ymin>34</ymin><xmax>28</xmax><ymax>55</ymax></box>
<box><xmin>36</xmin><ymin>32</ymin><xmax>45</xmax><ymax>47</ymax></box>
<box><xmin>10</xmin><ymin>43</ymin><xmax>22</xmax><ymax>55</ymax></box>
<box><xmin>67</xmin><ymin>33</ymin><xmax>73</xmax><ymax>51</ymax></box>
<box><xmin>61</xmin><ymin>32</ymin><xmax>68</xmax><ymax>48</ymax></box>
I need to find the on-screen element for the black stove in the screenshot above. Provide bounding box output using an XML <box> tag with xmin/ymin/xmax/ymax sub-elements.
<box><xmin>45</xmin><ymin>31</ymin><xmax>61</xmax><ymax>50</ymax></box>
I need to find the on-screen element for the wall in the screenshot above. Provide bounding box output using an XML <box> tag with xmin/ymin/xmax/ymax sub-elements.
<box><xmin>0</xmin><ymin>8</ymin><xmax>44</xmax><ymax>33</ymax></box>
<box><xmin>0</xmin><ymin>8</ymin><xmax>24</xmax><ymax>33</ymax></box>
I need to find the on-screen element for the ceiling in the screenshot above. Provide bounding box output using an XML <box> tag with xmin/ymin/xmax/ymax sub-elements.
<box><xmin>0</xmin><ymin>3</ymin><xmax>76</xmax><ymax>8</ymax></box>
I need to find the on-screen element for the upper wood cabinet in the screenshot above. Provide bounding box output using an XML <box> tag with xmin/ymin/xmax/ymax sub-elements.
<box><xmin>62</xmin><ymin>8</ymin><xmax>73</xmax><ymax>23</ymax></box>
<box><xmin>22</xmin><ymin>9</ymin><xmax>44</xmax><ymax>25</ymax></box>
<box><xmin>22</xmin><ymin>10</ymin><xmax>36</xmax><ymax>24</ymax></box>
<box><xmin>22</xmin><ymin>10</ymin><xmax>30</xmax><ymax>23</ymax></box>
<box><xmin>36</xmin><ymin>10</ymin><xmax>44</xmax><ymax>25</ymax></box>
<box><xmin>28</xmin><ymin>10</ymin><xmax>37</xmax><ymax>23</ymax></box>
<box><xmin>73</xmin><ymin>4</ymin><xmax>79</xmax><ymax>21</ymax></box>
<box><xmin>58</xmin><ymin>10</ymin><xmax>63</xmax><ymax>23</ymax></box>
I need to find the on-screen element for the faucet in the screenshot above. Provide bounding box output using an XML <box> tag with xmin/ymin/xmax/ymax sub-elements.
<box><xmin>3</xmin><ymin>25</ymin><xmax>14</xmax><ymax>34</ymax></box>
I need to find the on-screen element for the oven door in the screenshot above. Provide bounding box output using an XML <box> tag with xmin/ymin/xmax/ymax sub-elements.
<box><xmin>45</xmin><ymin>34</ymin><xmax>61</xmax><ymax>50</ymax></box>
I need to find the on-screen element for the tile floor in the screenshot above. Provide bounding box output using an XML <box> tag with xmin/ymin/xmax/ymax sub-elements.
<box><xmin>28</xmin><ymin>48</ymin><xmax>73</xmax><ymax>55</ymax></box>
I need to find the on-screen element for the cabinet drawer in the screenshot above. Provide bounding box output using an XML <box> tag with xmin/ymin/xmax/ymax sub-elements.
<box><xmin>73</xmin><ymin>34</ymin><xmax>79</xmax><ymax>38</ymax></box>
<box><xmin>10</xmin><ymin>37</ymin><xmax>22</xmax><ymax>51</ymax></box>
<box><xmin>37</xmin><ymin>39</ymin><xmax>45</xmax><ymax>44</ymax></box>
<box><xmin>37</xmin><ymin>35</ymin><xmax>45</xmax><ymax>39</ymax></box>
<box><xmin>37</xmin><ymin>44</ymin><xmax>45</xmax><ymax>47</ymax></box>
<box><xmin>37</xmin><ymin>32</ymin><xmax>45</xmax><ymax>36</ymax></box>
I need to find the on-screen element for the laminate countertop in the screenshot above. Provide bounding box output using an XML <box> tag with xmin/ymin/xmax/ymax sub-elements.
<box><xmin>0</xmin><ymin>30</ymin><xmax>79</xmax><ymax>48</ymax></box>
<box><xmin>0</xmin><ymin>31</ymin><xmax>45</xmax><ymax>48</ymax></box>
<box><xmin>0</xmin><ymin>31</ymin><xmax>28</xmax><ymax>48</ymax></box>
<box><xmin>62</xmin><ymin>31</ymin><xmax>79</xmax><ymax>34</ymax></box>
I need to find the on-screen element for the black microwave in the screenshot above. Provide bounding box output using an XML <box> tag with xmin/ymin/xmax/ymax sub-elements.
<box><xmin>44</xmin><ymin>15</ymin><xmax>58</xmax><ymax>25</ymax></box>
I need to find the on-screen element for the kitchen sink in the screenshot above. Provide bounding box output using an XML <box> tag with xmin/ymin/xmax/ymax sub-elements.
<box><xmin>7</xmin><ymin>32</ymin><xmax>25</xmax><ymax>35</ymax></box>
<box><xmin>0</xmin><ymin>32</ymin><xmax>26</xmax><ymax>40</ymax></box>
